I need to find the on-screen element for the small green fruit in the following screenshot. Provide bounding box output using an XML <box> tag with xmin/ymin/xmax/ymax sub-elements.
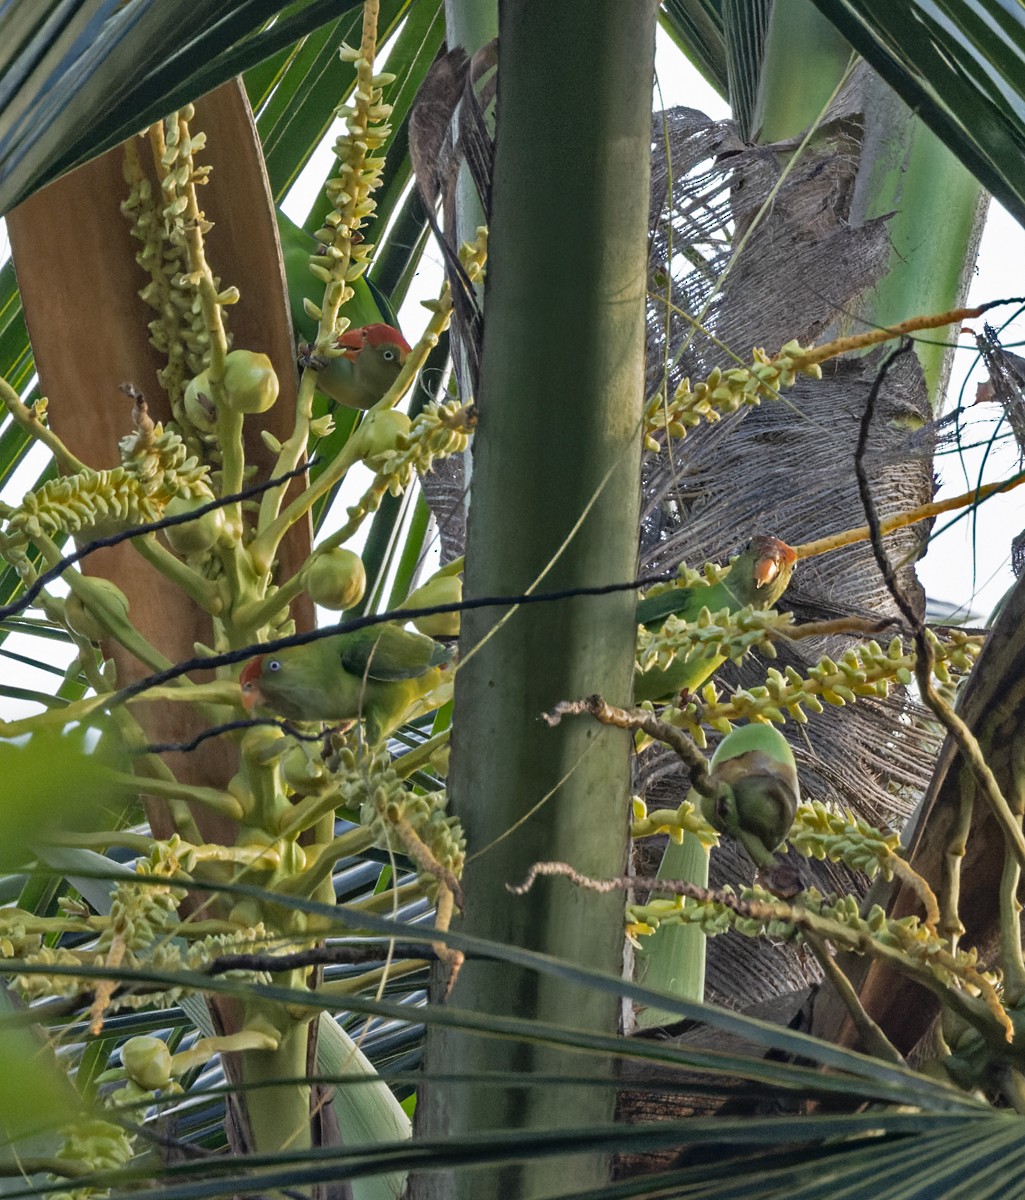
<box><xmin>303</xmin><ymin>548</ymin><xmax>367</xmax><ymax>610</ymax></box>
<box><xmin>357</xmin><ymin>409</ymin><xmax>411</xmax><ymax>466</ymax></box>
<box><xmin>120</xmin><ymin>1036</ymin><xmax>173</xmax><ymax>1090</ymax></box>
<box><xmin>403</xmin><ymin>573</ymin><xmax>462</xmax><ymax>637</ymax></box>
<box><xmin>183</xmin><ymin>370</ymin><xmax>216</xmax><ymax>430</ymax></box>
<box><xmin>223</xmin><ymin>350</ymin><xmax>279</xmax><ymax>414</ymax></box>
<box><xmin>163</xmin><ymin>495</ymin><xmax>225</xmax><ymax>556</ymax></box>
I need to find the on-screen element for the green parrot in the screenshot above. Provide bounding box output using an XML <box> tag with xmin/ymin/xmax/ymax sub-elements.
<box><xmin>633</xmin><ymin>535</ymin><xmax>797</xmax><ymax>703</ymax></box>
<box><xmin>313</xmin><ymin>322</ymin><xmax>412</xmax><ymax>410</ymax></box>
<box><xmin>276</xmin><ymin>210</ymin><xmax>396</xmax><ymax>341</ymax></box>
<box><xmin>700</xmin><ymin>723</ymin><xmax>800</xmax><ymax>868</ymax></box>
<box><xmin>276</xmin><ymin>211</ymin><xmax>411</xmax><ymax>408</ymax></box>
<box><xmin>239</xmin><ymin>624</ymin><xmax>452</xmax><ymax>745</ymax></box>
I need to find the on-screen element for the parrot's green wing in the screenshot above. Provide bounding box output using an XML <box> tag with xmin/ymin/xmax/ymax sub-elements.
<box><xmin>633</xmin><ymin>538</ymin><xmax>797</xmax><ymax>703</ymax></box>
<box><xmin>636</xmin><ymin>539</ymin><xmax>795</xmax><ymax>630</ymax></box>
<box><xmin>338</xmin><ymin>625</ymin><xmax>448</xmax><ymax>682</ymax></box>
<box><xmin>636</xmin><ymin>572</ymin><xmax>738</xmax><ymax>629</ymax></box>
<box><xmin>275</xmin><ymin>210</ymin><xmax>396</xmax><ymax>346</ymax></box>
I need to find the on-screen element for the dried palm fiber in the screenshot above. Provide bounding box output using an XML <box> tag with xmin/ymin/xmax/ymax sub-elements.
<box><xmin>636</xmin><ymin>76</ymin><xmax>957</xmax><ymax>1007</ymax></box>
<box><xmin>409</xmin><ymin>44</ymin><xmax>496</xmax><ymax>563</ymax></box>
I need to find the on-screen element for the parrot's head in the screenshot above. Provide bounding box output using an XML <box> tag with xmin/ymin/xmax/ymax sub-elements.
<box><xmin>749</xmin><ymin>535</ymin><xmax>797</xmax><ymax>591</ymax></box>
<box><xmin>337</xmin><ymin>323</ymin><xmax>412</xmax><ymax>365</ymax></box>
<box><xmin>336</xmin><ymin>324</ymin><xmax>412</xmax><ymax>406</ymax></box>
<box><xmin>240</xmin><ymin>650</ymin><xmax>319</xmax><ymax>721</ymax></box>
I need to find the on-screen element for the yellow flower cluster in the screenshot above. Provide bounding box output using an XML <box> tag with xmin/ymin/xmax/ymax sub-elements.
<box><xmin>334</xmin><ymin>742</ymin><xmax>465</xmax><ymax>899</ymax></box>
<box><xmin>122</xmin><ymin>108</ymin><xmax>237</xmax><ymax>422</ymax></box>
<box><xmin>660</xmin><ymin>630</ymin><xmax>983</xmax><ymax>738</ymax></box>
<box><xmin>306</xmin><ymin>43</ymin><xmax>395</xmax><ymax>338</ymax></box>
<box><xmin>636</xmin><ymin>604</ymin><xmax>786</xmax><ymax>676</ymax></box>
<box><xmin>644</xmin><ymin>340</ymin><xmax>823</xmax><ymax>450</ymax></box>
<box><xmin>4</xmin><ymin>422</ymin><xmax>212</xmax><ymax>545</ymax></box>
<box><xmin>630</xmin><ymin>796</ymin><xmax>719</xmax><ymax>848</ymax></box>
<box><xmin>628</xmin><ymin>880</ymin><xmax>1009</xmax><ymax>1038</ymax></box>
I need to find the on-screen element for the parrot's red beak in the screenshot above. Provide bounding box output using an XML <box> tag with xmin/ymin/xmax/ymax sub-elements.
<box><xmin>239</xmin><ymin>656</ymin><xmax>264</xmax><ymax>711</ymax></box>
<box><xmin>337</xmin><ymin>328</ymin><xmax>367</xmax><ymax>361</ymax></box>
<box><xmin>753</xmin><ymin>538</ymin><xmax>798</xmax><ymax>587</ymax></box>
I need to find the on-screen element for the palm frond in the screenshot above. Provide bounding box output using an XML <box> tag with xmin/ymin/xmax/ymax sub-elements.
<box><xmin>811</xmin><ymin>0</ymin><xmax>1025</xmax><ymax>226</ymax></box>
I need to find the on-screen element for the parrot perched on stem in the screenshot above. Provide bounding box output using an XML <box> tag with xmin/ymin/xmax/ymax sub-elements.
<box><xmin>701</xmin><ymin>723</ymin><xmax>800</xmax><ymax>868</ymax></box>
<box><xmin>305</xmin><ymin>322</ymin><xmax>412</xmax><ymax>410</ymax></box>
<box><xmin>634</xmin><ymin>535</ymin><xmax>797</xmax><ymax>703</ymax></box>
<box><xmin>240</xmin><ymin>624</ymin><xmax>452</xmax><ymax>745</ymax></box>
<box><xmin>275</xmin><ymin>210</ymin><xmax>411</xmax><ymax>408</ymax></box>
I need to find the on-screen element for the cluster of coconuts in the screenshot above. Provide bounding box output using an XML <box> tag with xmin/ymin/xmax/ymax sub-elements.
<box><xmin>167</xmin><ymin>349</ymin><xmax>284</xmax><ymax>558</ymax></box>
<box><xmin>302</xmin><ymin>547</ymin><xmax>367</xmax><ymax>611</ymax></box>
<box><xmin>176</xmin><ymin>351</ymin><xmax>459</xmax><ymax>626</ymax></box>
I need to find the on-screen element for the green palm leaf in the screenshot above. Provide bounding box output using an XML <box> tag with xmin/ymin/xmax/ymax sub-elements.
<box><xmin>810</xmin><ymin>0</ymin><xmax>1025</xmax><ymax>225</ymax></box>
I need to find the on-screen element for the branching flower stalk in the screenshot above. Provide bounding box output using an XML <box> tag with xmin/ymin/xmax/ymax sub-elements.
<box><xmin>652</xmin><ymin>299</ymin><xmax>1013</xmax><ymax>444</ymax></box>
<box><xmin>650</xmin><ymin>629</ymin><xmax>981</xmax><ymax>743</ymax></box>
<box><xmin>513</xmin><ymin>862</ymin><xmax>1012</xmax><ymax>1050</ymax></box>
<box><xmin>790</xmin><ymin>801</ymin><xmax>940</xmax><ymax>929</ymax></box>
<box><xmin>0</xmin><ymin>5</ymin><xmax>503</xmax><ymax>1185</ymax></box>
<box><xmin>158</xmin><ymin>107</ymin><xmax>247</xmax><ymax>512</ymax></box>
<box><xmin>260</xmin><ymin>0</ymin><xmax>393</xmax><ymax>531</ymax></box>
<box><xmin>631</xmin><ymin>883</ymin><xmax>1013</xmax><ymax>1043</ymax></box>
<box><xmin>6</xmin><ymin>856</ymin><xmax>271</xmax><ymax>1014</ymax></box>
<box><xmin>0</xmin><ymin>411</ymin><xmax>214</xmax><ymax>551</ymax></box>
<box><xmin>122</xmin><ymin>133</ymin><xmax>208</xmax><ymax>432</ymax></box>
<box><xmin>0</xmin><ymin>4</ymin><xmax>479</xmax><ymax>1168</ymax></box>
<box><xmin>630</xmin><ymin>796</ymin><xmax>720</xmax><ymax>848</ymax></box>
<box><xmin>0</xmin><ymin>382</ymin><xmax>86</xmax><ymax>473</ymax></box>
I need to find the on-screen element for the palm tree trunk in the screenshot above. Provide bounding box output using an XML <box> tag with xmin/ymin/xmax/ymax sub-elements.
<box><xmin>415</xmin><ymin>2</ymin><xmax>657</xmax><ymax>1195</ymax></box>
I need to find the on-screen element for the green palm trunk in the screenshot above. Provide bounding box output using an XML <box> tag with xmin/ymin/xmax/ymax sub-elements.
<box><xmin>415</xmin><ymin>1</ymin><xmax>657</xmax><ymax>1195</ymax></box>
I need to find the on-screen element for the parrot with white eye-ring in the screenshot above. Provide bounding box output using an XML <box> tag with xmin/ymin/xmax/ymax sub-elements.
<box><xmin>276</xmin><ymin>211</ymin><xmax>410</xmax><ymax>408</ymax></box>
<box><xmin>239</xmin><ymin>624</ymin><xmax>452</xmax><ymax>745</ymax></box>
<box><xmin>311</xmin><ymin>322</ymin><xmax>413</xmax><ymax>410</ymax></box>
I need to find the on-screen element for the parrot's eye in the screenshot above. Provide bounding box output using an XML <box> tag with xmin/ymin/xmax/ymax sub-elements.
<box><xmin>267</xmin><ymin>659</ymin><xmax>282</xmax><ymax>672</ymax></box>
<box><xmin>381</xmin><ymin>348</ymin><xmax>396</xmax><ymax>361</ymax></box>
